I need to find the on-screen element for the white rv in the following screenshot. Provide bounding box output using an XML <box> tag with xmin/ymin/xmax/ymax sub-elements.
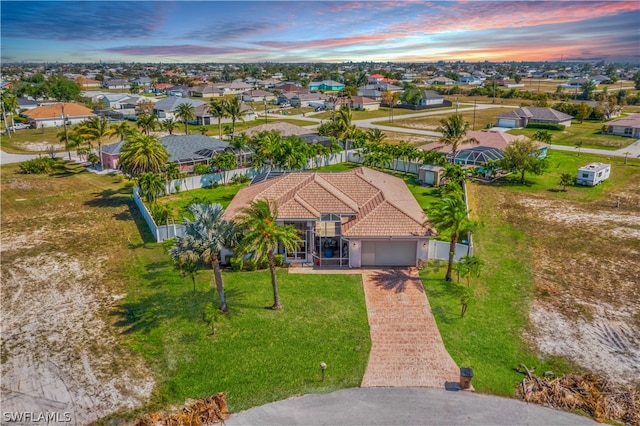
<box><xmin>576</xmin><ymin>162</ymin><xmax>611</xmax><ymax>186</ymax></box>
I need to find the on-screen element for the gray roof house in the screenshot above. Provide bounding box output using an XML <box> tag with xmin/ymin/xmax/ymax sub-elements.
<box><xmin>100</xmin><ymin>134</ymin><xmax>236</xmax><ymax>171</ymax></box>
<box><xmin>496</xmin><ymin>107</ymin><xmax>573</xmax><ymax>128</ymax></box>
<box><xmin>153</xmin><ymin>96</ymin><xmax>206</xmax><ymax>119</ymax></box>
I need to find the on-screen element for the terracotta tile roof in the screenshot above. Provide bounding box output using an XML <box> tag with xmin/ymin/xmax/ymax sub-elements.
<box><xmin>22</xmin><ymin>102</ymin><xmax>95</xmax><ymax>120</ymax></box>
<box><xmin>223</xmin><ymin>167</ymin><xmax>433</xmax><ymax>237</ymax></box>
<box><xmin>417</xmin><ymin>130</ymin><xmax>528</xmax><ymax>153</ymax></box>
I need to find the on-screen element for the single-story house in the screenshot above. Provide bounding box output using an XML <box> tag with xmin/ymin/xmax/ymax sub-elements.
<box><xmin>129</xmin><ymin>76</ymin><xmax>152</xmax><ymax>87</ymax></box>
<box><xmin>604</xmin><ymin>114</ymin><xmax>640</xmax><ymax>138</ymax></box>
<box><xmin>308</xmin><ymin>80</ymin><xmax>345</xmax><ymax>92</ymax></box>
<box><xmin>357</xmin><ymin>82</ymin><xmax>403</xmax><ymax>101</ymax></box>
<box><xmin>495</xmin><ymin>107</ymin><xmax>573</xmax><ymax>128</ymax></box>
<box><xmin>291</xmin><ymin>92</ymin><xmax>329</xmax><ymax>108</ymax></box>
<box><xmin>275</xmin><ymin>83</ymin><xmax>307</xmax><ymax>94</ymax></box>
<box><xmin>100</xmin><ymin>134</ymin><xmax>237</xmax><ymax>172</ymax></box>
<box><xmin>418</xmin><ymin>130</ymin><xmax>548</xmax><ymax>166</ymax></box>
<box><xmin>193</xmin><ymin>102</ymin><xmax>256</xmax><ymax>126</ymax></box>
<box><xmin>558</xmin><ymin>77</ymin><xmax>597</xmax><ymax>89</ymax></box>
<box><xmin>21</xmin><ymin>102</ymin><xmax>95</xmax><ymax>128</ymax></box>
<box><xmin>350</xmin><ymin>96</ymin><xmax>380</xmax><ymax>111</ymax></box>
<box><xmin>222</xmin><ymin>167</ymin><xmax>434</xmax><ymax>268</ymax></box>
<box><xmin>17</xmin><ymin>97</ymin><xmax>38</xmax><ymax>110</ymax></box>
<box><xmin>458</xmin><ymin>76</ymin><xmax>483</xmax><ymax>85</ymax></box>
<box><xmin>152</xmin><ymin>96</ymin><xmax>206</xmax><ymax>120</ymax></box>
<box><xmin>102</xmin><ymin>78</ymin><xmax>130</xmax><ymax>90</ymax></box>
<box><xmin>426</xmin><ymin>76</ymin><xmax>456</xmax><ymax>85</ymax></box>
<box><xmin>77</xmin><ymin>77</ymin><xmax>101</xmax><ymax>89</ymax></box>
<box><xmin>238</xmin><ymin>89</ymin><xmax>276</xmax><ymax>103</ymax></box>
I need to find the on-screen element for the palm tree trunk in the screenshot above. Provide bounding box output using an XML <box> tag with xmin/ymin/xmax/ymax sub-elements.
<box><xmin>446</xmin><ymin>232</ymin><xmax>459</xmax><ymax>281</ymax></box>
<box><xmin>267</xmin><ymin>252</ymin><xmax>282</xmax><ymax>310</ymax></box>
<box><xmin>211</xmin><ymin>257</ymin><xmax>228</xmax><ymax>312</ymax></box>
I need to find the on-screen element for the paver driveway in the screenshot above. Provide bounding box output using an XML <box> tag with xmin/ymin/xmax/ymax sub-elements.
<box><xmin>360</xmin><ymin>268</ymin><xmax>460</xmax><ymax>388</ymax></box>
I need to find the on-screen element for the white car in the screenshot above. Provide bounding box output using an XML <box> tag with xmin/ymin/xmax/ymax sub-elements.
<box><xmin>8</xmin><ymin>123</ymin><xmax>30</xmax><ymax>130</ymax></box>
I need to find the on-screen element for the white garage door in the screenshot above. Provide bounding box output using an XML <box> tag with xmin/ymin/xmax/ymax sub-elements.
<box><xmin>361</xmin><ymin>240</ymin><xmax>417</xmax><ymax>266</ymax></box>
<box><xmin>497</xmin><ymin>119</ymin><xmax>516</xmax><ymax>128</ymax></box>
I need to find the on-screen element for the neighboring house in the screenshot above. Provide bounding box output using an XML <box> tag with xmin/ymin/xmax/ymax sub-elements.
<box><xmin>257</xmin><ymin>78</ymin><xmax>282</xmax><ymax>89</ymax></box>
<box><xmin>100</xmin><ymin>134</ymin><xmax>236</xmax><ymax>172</ymax></box>
<box><xmin>193</xmin><ymin>102</ymin><xmax>256</xmax><ymax>126</ymax></box>
<box><xmin>102</xmin><ymin>78</ymin><xmax>130</xmax><ymax>90</ymax></box>
<box><xmin>17</xmin><ymin>97</ymin><xmax>38</xmax><ymax>111</ymax></box>
<box><xmin>426</xmin><ymin>76</ymin><xmax>456</xmax><ymax>85</ymax></box>
<box><xmin>458</xmin><ymin>76</ymin><xmax>483</xmax><ymax>85</ymax></box>
<box><xmin>576</xmin><ymin>162</ymin><xmax>611</xmax><ymax>186</ymax></box>
<box><xmin>495</xmin><ymin>107</ymin><xmax>573</xmax><ymax>128</ymax></box>
<box><xmin>238</xmin><ymin>89</ymin><xmax>275</xmax><ymax>103</ymax></box>
<box><xmin>350</xmin><ymin>96</ymin><xmax>380</xmax><ymax>111</ymax></box>
<box><xmin>143</xmin><ymin>83</ymin><xmax>174</xmax><ymax>95</ymax></box>
<box><xmin>558</xmin><ymin>77</ymin><xmax>596</xmax><ymax>89</ymax></box>
<box><xmin>222</xmin><ymin>167</ymin><xmax>434</xmax><ymax>268</ymax></box>
<box><xmin>308</xmin><ymin>80</ymin><xmax>346</xmax><ymax>92</ymax></box>
<box><xmin>604</xmin><ymin>114</ymin><xmax>640</xmax><ymax>138</ymax></box>
<box><xmin>21</xmin><ymin>102</ymin><xmax>95</xmax><ymax>128</ymax></box>
<box><xmin>418</xmin><ymin>130</ymin><xmax>548</xmax><ymax>166</ymax></box>
<box><xmin>291</xmin><ymin>92</ymin><xmax>329</xmax><ymax>107</ymax></box>
<box><xmin>275</xmin><ymin>83</ymin><xmax>307</xmax><ymax>93</ymax></box>
<box><xmin>76</xmin><ymin>77</ymin><xmax>101</xmax><ymax>89</ymax></box>
<box><xmin>357</xmin><ymin>82</ymin><xmax>403</xmax><ymax>101</ymax></box>
<box><xmin>152</xmin><ymin>96</ymin><xmax>206</xmax><ymax>119</ymax></box>
<box><xmin>240</xmin><ymin>122</ymin><xmax>332</xmax><ymax>147</ymax></box>
<box><xmin>167</xmin><ymin>85</ymin><xmax>190</xmax><ymax>97</ymax></box>
<box><xmin>129</xmin><ymin>76</ymin><xmax>152</xmax><ymax>87</ymax></box>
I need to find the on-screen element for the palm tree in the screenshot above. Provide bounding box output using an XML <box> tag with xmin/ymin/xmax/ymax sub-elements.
<box><xmin>211</xmin><ymin>152</ymin><xmax>237</xmax><ymax>184</ymax></box>
<box><xmin>182</xmin><ymin>203</ymin><xmax>241</xmax><ymax>313</ymax></box>
<box><xmin>161</xmin><ymin>118</ymin><xmax>178</xmax><ymax>135</ymax></box>
<box><xmin>113</xmin><ymin>121</ymin><xmax>133</xmax><ymax>142</ymax></box>
<box><xmin>136</xmin><ymin>113</ymin><xmax>159</xmax><ymax>136</ymax></box>
<box><xmin>458</xmin><ymin>255</ymin><xmax>484</xmax><ymax>287</ymax></box>
<box><xmin>164</xmin><ymin>161</ymin><xmax>182</xmax><ymax>193</ymax></box>
<box><xmin>237</xmin><ymin>200</ymin><xmax>300</xmax><ymax>309</ymax></box>
<box><xmin>224</xmin><ymin>97</ymin><xmax>243</xmax><ymax>137</ymax></box>
<box><xmin>137</xmin><ymin>172</ymin><xmax>165</xmax><ymax>203</ymax></box>
<box><xmin>208</xmin><ymin>99</ymin><xmax>227</xmax><ymax>139</ymax></box>
<box><xmin>335</xmin><ymin>105</ymin><xmax>356</xmax><ymax>153</ymax></box>
<box><xmin>118</xmin><ymin>133</ymin><xmax>169</xmax><ymax>175</ymax></box>
<box><xmin>175</xmin><ymin>102</ymin><xmax>196</xmax><ymax>134</ymax></box>
<box><xmin>437</xmin><ymin>114</ymin><xmax>478</xmax><ymax>163</ymax></box>
<box><xmin>230</xmin><ymin>133</ymin><xmax>250</xmax><ymax>167</ymax></box>
<box><xmin>77</xmin><ymin>116</ymin><xmax>116</xmax><ymax>169</ymax></box>
<box><xmin>533</xmin><ymin>130</ymin><xmax>552</xmax><ymax>145</ymax></box>
<box><xmin>251</xmin><ymin>130</ymin><xmax>281</xmax><ymax>170</ymax></box>
<box><xmin>366</xmin><ymin>128</ymin><xmax>386</xmax><ymax>145</ymax></box>
<box><xmin>1</xmin><ymin>90</ymin><xmax>18</xmax><ymax>136</ymax></box>
<box><xmin>168</xmin><ymin>233</ymin><xmax>202</xmax><ymax>292</ymax></box>
<box><xmin>427</xmin><ymin>194</ymin><xmax>477</xmax><ymax>282</ymax></box>
<box><xmin>274</xmin><ymin>136</ymin><xmax>310</xmax><ymax>170</ymax></box>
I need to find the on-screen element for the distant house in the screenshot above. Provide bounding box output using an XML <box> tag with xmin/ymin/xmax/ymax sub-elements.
<box><xmin>275</xmin><ymin>83</ymin><xmax>307</xmax><ymax>93</ymax></box>
<box><xmin>308</xmin><ymin>80</ymin><xmax>345</xmax><ymax>91</ymax></box>
<box><xmin>604</xmin><ymin>114</ymin><xmax>640</xmax><ymax>138</ymax></box>
<box><xmin>100</xmin><ymin>134</ymin><xmax>237</xmax><ymax>172</ymax></box>
<box><xmin>129</xmin><ymin>76</ymin><xmax>152</xmax><ymax>87</ymax></box>
<box><xmin>193</xmin><ymin>102</ymin><xmax>255</xmax><ymax>126</ymax></box>
<box><xmin>291</xmin><ymin>92</ymin><xmax>329</xmax><ymax>108</ymax></box>
<box><xmin>17</xmin><ymin>97</ymin><xmax>38</xmax><ymax>111</ymax></box>
<box><xmin>350</xmin><ymin>96</ymin><xmax>380</xmax><ymax>111</ymax></box>
<box><xmin>152</xmin><ymin>96</ymin><xmax>206</xmax><ymax>119</ymax></box>
<box><xmin>495</xmin><ymin>107</ymin><xmax>573</xmax><ymax>128</ymax></box>
<box><xmin>21</xmin><ymin>102</ymin><xmax>95</xmax><ymax>128</ymax></box>
<box><xmin>357</xmin><ymin>82</ymin><xmax>403</xmax><ymax>101</ymax></box>
<box><xmin>238</xmin><ymin>89</ymin><xmax>275</xmax><ymax>103</ymax></box>
<box><xmin>426</xmin><ymin>76</ymin><xmax>456</xmax><ymax>85</ymax></box>
<box><xmin>102</xmin><ymin>78</ymin><xmax>130</xmax><ymax>90</ymax></box>
<box><xmin>239</xmin><ymin>122</ymin><xmax>332</xmax><ymax>148</ymax></box>
<box><xmin>576</xmin><ymin>162</ymin><xmax>610</xmax><ymax>186</ymax></box>
<box><xmin>458</xmin><ymin>76</ymin><xmax>483</xmax><ymax>85</ymax></box>
<box><xmin>76</xmin><ymin>77</ymin><xmax>101</xmax><ymax>89</ymax></box>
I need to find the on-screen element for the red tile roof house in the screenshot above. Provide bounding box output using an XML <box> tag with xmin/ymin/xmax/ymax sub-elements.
<box><xmin>604</xmin><ymin>114</ymin><xmax>640</xmax><ymax>138</ymax></box>
<box><xmin>21</xmin><ymin>102</ymin><xmax>95</xmax><ymax>128</ymax></box>
<box><xmin>495</xmin><ymin>107</ymin><xmax>573</xmax><ymax>128</ymax></box>
<box><xmin>350</xmin><ymin>96</ymin><xmax>380</xmax><ymax>111</ymax></box>
<box><xmin>222</xmin><ymin>167</ymin><xmax>435</xmax><ymax>268</ymax></box>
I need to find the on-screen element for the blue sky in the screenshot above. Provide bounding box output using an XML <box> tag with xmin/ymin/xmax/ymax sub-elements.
<box><xmin>2</xmin><ymin>1</ymin><xmax>639</xmax><ymax>63</ymax></box>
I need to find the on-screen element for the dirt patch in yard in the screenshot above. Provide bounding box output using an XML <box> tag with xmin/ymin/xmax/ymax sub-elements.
<box><xmin>1</xmin><ymin>163</ymin><xmax>154</xmax><ymax>424</ymax></box>
<box><xmin>513</xmin><ymin>189</ymin><xmax>640</xmax><ymax>385</ymax></box>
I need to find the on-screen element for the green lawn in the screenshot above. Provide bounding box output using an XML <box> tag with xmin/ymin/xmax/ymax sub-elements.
<box><xmin>377</xmin><ymin>107</ymin><xmax>515</xmax><ymax>131</ymax></box>
<box><xmin>156</xmin><ymin>182</ymin><xmax>249</xmax><ymax>221</ymax></box>
<box><xmin>508</xmin><ymin>120</ymin><xmax>633</xmax><ymax>150</ymax></box>
<box><xmin>119</xmin><ymin>251</ymin><xmax>370</xmax><ymax>415</ymax></box>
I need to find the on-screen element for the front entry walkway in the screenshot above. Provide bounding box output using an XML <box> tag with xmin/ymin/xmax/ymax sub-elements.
<box><xmin>360</xmin><ymin>268</ymin><xmax>460</xmax><ymax>388</ymax></box>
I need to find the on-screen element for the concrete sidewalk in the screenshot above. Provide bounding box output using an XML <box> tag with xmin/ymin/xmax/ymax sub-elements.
<box><xmin>226</xmin><ymin>387</ymin><xmax>595</xmax><ymax>425</ymax></box>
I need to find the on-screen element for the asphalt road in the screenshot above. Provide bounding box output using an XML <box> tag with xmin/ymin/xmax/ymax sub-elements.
<box><xmin>226</xmin><ymin>387</ymin><xmax>596</xmax><ymax>425</ymax></box>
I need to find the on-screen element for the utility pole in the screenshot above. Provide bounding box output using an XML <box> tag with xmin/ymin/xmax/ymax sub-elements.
<box><xmin>472</xmin><ymin>100</ymin><xmax>477</xmax><ymax>130</ymax></box>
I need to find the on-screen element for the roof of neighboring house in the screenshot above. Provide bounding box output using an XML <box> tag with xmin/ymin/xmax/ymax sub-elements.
<box><xmin>351</xmin><ymin>96</ymin><xmax>379</xmax><ymax>105</ymax></box>
<box><xmin>417</xmin><ymin>130</ymin><xmax>531</xmax><ymax>153</ymax></box>
<box><xmin>240</xmin><ymin>89</ymin><xmax>272</xmax><ymax>97</ymax></box>
<box><xmin>309</xmin><ymin>80</ymin><xmax>345</xmax><ymax>87</ymax></box>
<box><xmin>22</xmin><ymin>102</ymin><xmax>95</xmax><ymax>120</ymax></box>
<box><xmin>17</xmin><ymin>97</ymin><xmax>38</xmax><ymax>108</ymax></box>
<box><xmin>496</xmin><ymin>107</ymin><xmax>573</xmax><ymax>122</ymax></box>
<box><xmin>275</xmin><ymin>83</ymin><xmax>307</xmax><ymax>93</ymax></box>
<box><xmin>193</xmin><ymin>102</ymin><xmax>253</xmax><ymax>117</ymax></box>
<box><xmin>154</xmin><ymin>96</ymin><xmax>206</xmax><ymax>111</ymax></box>
<box><xmin>222</xmin><ymin>167</ymin><xmax>434</xmax><ymax>238</ymax></box>
<box><xmin>239</xmin><ymin>122</ymin><xmax>332</xmax><ymax>147</ymax></box>
<box><xmin>102</xmin><ymin>134</ymin><xmax>231</xmax><ymax>163</ymax></box>
<box><xmin>605</xmin><ymin>113</ymin><xmax>640</xmax><ymax>128</ymax></box>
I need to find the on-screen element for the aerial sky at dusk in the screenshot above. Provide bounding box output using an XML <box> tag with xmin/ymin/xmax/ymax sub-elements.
<box><xmin>2</xmin><ymin>1</ymin><xmax>639</xmax><ymax>64</ymax></box>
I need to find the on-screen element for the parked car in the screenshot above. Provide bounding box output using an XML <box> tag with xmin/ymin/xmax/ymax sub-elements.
<box><xmin>8</xmin><ymin>123</ymin><xmax>30</xmax><ymax>130</ymax></box>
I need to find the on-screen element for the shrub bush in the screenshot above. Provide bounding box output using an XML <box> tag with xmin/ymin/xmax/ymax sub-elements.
<box><xmin>274</xmin><ymin>254</ymin><xmax>284</xmax><ymax>267</ymax></box>
<box><xmin>526</xmin><ymin>123</ymin><xmax>565</xmax><ymax>131</ymax></box>
<box><xmin>258</xmin><ymin>256</ymin><xmax>269</xmax><ymax>269</ymax></box>
<box><xmin>230</xmin><ymin>174</ymin><xmax>251</xmax><ymax>185</ymax></box>
<box><xmin>245</xmin><ymin>257</ymin><xmax>257</xmax><ymax>271</ymax></box>
<box><xmin>19</xmin><ymin>157</ymin><xmax>56</xmax><ymax>174</ymax></box>
<box><xmin>193</xmin><ymin>163</ymin><xmax>210</xmax><ymax>175</ymax></box>
<box><xmin>230</xmin><ymin>256</ymin><xmax>243</xmax><ymax>272</ymax></box>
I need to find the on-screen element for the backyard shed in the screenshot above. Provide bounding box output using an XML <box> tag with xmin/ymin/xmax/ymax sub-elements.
<box><xmin>418</xmin><ymin>165</ymin><xmax>444</xmax><ymax>186</ymax></box>
<box><xmin>576</xmin><ymin>162</ymin><xmax>611</xmax><ymax>186</ymax></box>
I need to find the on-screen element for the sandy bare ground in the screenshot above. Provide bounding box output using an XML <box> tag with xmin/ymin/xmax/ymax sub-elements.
<box><xmin>1</xmin><ymin>171</ymin><xmax>154</xmax><ymax>425</ymax></box>
<box><xmin>517</xmin><ymin>191</ymin><xmax>640</xmax><ymax>385</ymax></box>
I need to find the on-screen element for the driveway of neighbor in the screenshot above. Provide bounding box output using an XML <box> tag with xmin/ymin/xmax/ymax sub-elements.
<box><xmin>360</xmin><ymin>268</ymin><xmax>460</xmax><ymax>388</ymax></box>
